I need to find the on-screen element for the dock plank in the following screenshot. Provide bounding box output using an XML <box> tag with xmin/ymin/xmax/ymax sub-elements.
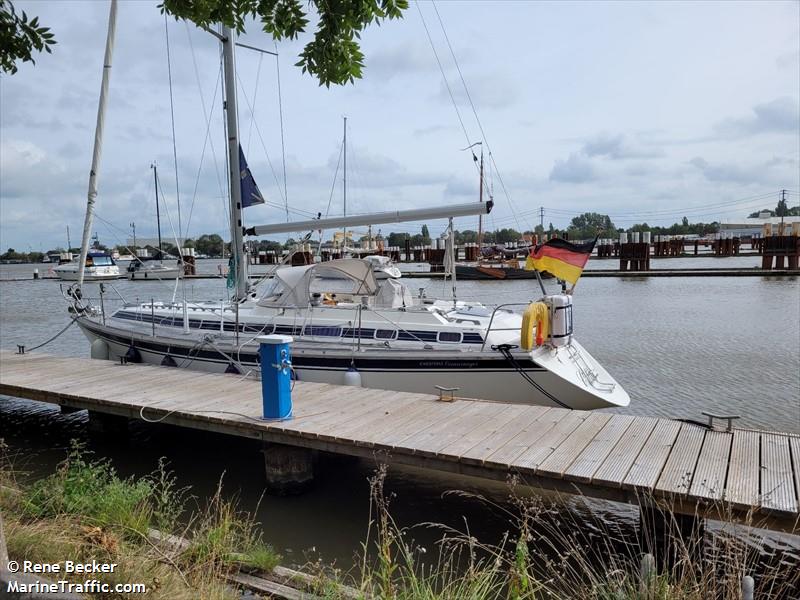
<box><xmin>565</xmin><ymin>414</ymin><xmax>636</xmax><ymax>483</ymax></box>
<box><xmin>536</xmin><ymin>412</ymin><xmax>613</xmax><ymax>477</ymax></box>
<box><xmin>439</xmin><ymin>404</ymin><xmax>544</xmax><ymax>458</ymax></box>
<box><xmin>655</xmin><ymin>423</ymin><xmax>706</xmax><ymax>495</ymax></box>
<box><xmin>476</xmin><ymin>408</ymin><xmax>566</xmax><ymax>466</ymax></box>
<box><xmin>689</xmin><ymin>430</ymin><xmax>732</xmax><ymax>501</ymax></box>
<box><xmin>593</xmin><ymin>417</ymin><xmax>657</xmax><ymax>487</ymax></box>
<box><xmin>761</xmin><ymin>433</ymin><xmax>798</xmax><ymax>514</ymax></box>
<box><xmin>405</xmin><ymin>401</ymin><xmax>510</xmax><ymax>457</ymax></box>
<box><xmin>725</xmin><ymin>429</ymin><xmax>760</xmax><ymax>509</ymax></box>
<box><xmin>623</xmin><ymin>419</ymin><xmax>681</xmax><ymax>491</ymax></box>
<box><xmin>511</xmin><ymin>411</ymin><xmax>588</xmax><ymax>471</ymax></box>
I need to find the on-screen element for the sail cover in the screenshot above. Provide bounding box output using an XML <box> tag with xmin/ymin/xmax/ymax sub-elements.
<box><xmin>239</xmin><ymin>145</ymin><xmax>265</xmax><ymax>208</ymax></box>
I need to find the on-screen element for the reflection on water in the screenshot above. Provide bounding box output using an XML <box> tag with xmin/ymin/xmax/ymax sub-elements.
<box><xmin>1</xmin><ymin>260</ymin><xmax>798</xmax><ymax>570</ymax></box>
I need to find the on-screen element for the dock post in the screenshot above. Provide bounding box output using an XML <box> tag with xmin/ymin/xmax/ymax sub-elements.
<box><xmin>257</xmin><ymin>335</ymin><xmax>314</xmax><ymax>493</ymax></box>
<box><xmin>87</xmin><ymin>410</ymin><xmax>129</xmax><ymax>439</ymax></box>
<box><xmin>262</xmin><ymin>443</ymin><xmax>315</xmax><ymax>495</ymax></box>
<box><xmin>639</xmin><ymin>503</ymin><xmax>704</xmax><ymax>570</ymax></box>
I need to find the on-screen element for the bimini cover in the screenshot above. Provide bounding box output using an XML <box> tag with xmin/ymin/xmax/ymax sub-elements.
<box><xmin>257</xmin><ymin>259</ymin><xmax>379</xmax><ymax>307</ymax></box>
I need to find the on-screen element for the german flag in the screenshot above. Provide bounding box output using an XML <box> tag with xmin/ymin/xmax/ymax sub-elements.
<box><xmin>524</xmin><ymin>237</ymin><xmax>597</xmax><ymax>284</ymax></box>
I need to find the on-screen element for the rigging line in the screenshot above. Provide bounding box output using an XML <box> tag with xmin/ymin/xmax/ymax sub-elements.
<box><xmin>184</xmin><ymin>64</ymin><xmax>224</xmax><ymax>238</ymax></box>
<box><xmin>325</xmin><ymin>140</ymin><xmax>345</xmax><ymax>218</ymax></box>
<box><xmin>414</xmin><ymin>0</ymin><xmax>471</xmax><ymax>149</ymax></box>
<box><xmin>235</xmin><ymin>71</ymin><xmax>287</xmax><ymax>206</ymax></box>
<box><xmin>155</xmin><ymin>169</ymin><xmax>187</xmax><ymax>260</ymax></box>
<box><xmin>164</xmin><ymin>14</ymin><xmax>182</xmax><ymax>239</ymax></box>
<box><xmin>275</xmin><ymin>41</ymin><xmax>289</xmax><ymax>223</ymax></box>
<box><xmin>245</xmin><ymin>52</ymin><xmax>264</xmax><ymax>156</ymax></box>
<box><xmin>431</xmin><ymin>0</ymin><xmax>531</xmax><ymax>234</ymax></box>
<box><xmin>185</xmin><ymin>23</ymin><xmax>228</xmax><ymax>231</ymax></box>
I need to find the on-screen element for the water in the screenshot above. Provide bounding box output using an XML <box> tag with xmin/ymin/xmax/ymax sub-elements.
<box><xmin>1</xmin><ymin>260</ymin><xmax>798</xmax><ymax>570</ymax></box>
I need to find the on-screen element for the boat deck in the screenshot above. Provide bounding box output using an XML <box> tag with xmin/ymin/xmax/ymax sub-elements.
<box><xmin>1</xmin><ymin>350</ymin><xmax>798</xmax><ymax>532</ymax></box>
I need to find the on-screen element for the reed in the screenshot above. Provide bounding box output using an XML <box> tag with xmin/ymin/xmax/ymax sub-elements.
<box><xmin>0</xmin><ymin>440</ymin><xmax>279</xmax><ymax>599</ymax></box>
<box><xmin>302</xmin><ymin>470</ymin><xmax>799</xmax><ymax>600</ymax></box>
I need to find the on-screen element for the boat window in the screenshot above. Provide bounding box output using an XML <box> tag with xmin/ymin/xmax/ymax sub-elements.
<box><xmin>437</xmin><ymin>331</ymin><xmax>463</xmax><ymax>344</ymax></box>
<box><xmin>374</xmin><ymin>329</ymin><xmax>398</xmax><ymax>340</ymax></box>
<box><xmin>90</xmin><ymin>256</ymin><xmax>113</xmax><ymax>266</ymax></box>
<box><xmin>302</xmin><ymin>325</ymin><xmax>342</xmax><ymax>337</ymax></box>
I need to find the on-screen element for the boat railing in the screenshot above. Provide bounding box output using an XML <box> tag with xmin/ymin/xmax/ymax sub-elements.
<box><xmin>480</xmin><ymin>303</ymin><xmax>532</xmax><ymax>352</ymax></box>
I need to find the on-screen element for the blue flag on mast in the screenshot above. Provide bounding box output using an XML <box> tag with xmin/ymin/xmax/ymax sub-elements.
<box><xmin>239</xmin><ymin>145</ymin><xmax>265</xmax><ymax>208</ymax></box>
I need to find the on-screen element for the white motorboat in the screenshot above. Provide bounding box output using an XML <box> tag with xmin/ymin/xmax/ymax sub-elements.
<box><xmin>127</xmin><ymin>259</ymin><xmax>183</xmax><ymax>280</ymax></box>
<box><xmin>54</xmin><ymin>252</ymin><xmax>122</xmax><ymax>281</ymax></box>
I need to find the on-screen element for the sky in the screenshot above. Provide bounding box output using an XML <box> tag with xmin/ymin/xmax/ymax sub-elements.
<box><xmin>1</xmin><ymin>0</ymin><xmax>799</xmax><ymax>252</ymax></box>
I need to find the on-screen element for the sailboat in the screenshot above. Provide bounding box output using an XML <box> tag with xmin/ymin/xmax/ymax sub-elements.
<box><xmin>127</xmin><ymin>163</ymin><xmax>183</xmax><ymax>280</ymax></box>
<box><xmin>455</xmin><ymin>148</ymin><xmax>553</xmax><ymax>281</ymax></box>
<box><xmin>69</xmin><ymin>5</ymin><xmax>630</xmax><ymax>411</ymax></box>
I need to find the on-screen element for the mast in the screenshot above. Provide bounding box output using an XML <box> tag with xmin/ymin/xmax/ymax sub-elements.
<box><xmin>66</xmin><ymin>226</ymin><xmax>71</xmax><ymax>251</ymax></box>
<box><xmin>342</xmin><ymin>116</ymin><xmax>347</xmax><ymax>254</ymax></box>
<box><xmin>477</xmin><ymin>148</ymin><xmax>484</xmax><ymax>259</ymax></box>
<box><xmin>221</xmin><ymin>24</ymin><xmax>248</xmax><ymax>299</ymax></box>
<box><xmin>76</xmin><ymin>0</ymin><xmax>118</xmax><ymax>286</ymax></box>
<box><xmin>152</xmin><ymin>163</ymin><xmax>163</xmax><ymax>259</ymax></box>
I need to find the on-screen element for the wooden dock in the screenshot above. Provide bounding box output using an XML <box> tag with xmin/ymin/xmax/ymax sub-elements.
<box><xmin>1</xmin><ymin>351</ymin><xmax>798</xmax><ymax>533</ymax></box>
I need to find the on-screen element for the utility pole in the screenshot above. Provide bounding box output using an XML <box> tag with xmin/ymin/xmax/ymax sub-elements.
<box><xmin>539</xmin><ymin>206</ymin><xmax>544</xmax><ymax>230</ymax></box>
<box><xmin>781</xmin><ymin>189</ymin><xmax>787</xmax><ymax>233</ymax></box>
<box><xmin>130</xmin><ymin>222</ymin><xmax>136</xmax><ymax>251</ymax></box>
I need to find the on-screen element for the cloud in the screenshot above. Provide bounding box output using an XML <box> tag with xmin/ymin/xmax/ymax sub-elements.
<box><xmin>549</xmin><ymin>152</ymin><xmax>596</xmax><ymax>183</ymax></box>
<box><xmin>689</xmin><ymin>155</ymin><xmax>798</xmax><ymax>185</ymax></box>
<box><xmin>583</xmin><ymin>133</ymin><xmax>664</xmax><ymax>160</ymax></box>
<box><xmin>776</xmin><ymin>49</ymin><xmax>800</xmax><ymax>69</ymax></box>
<box><xmin>437</xmin><ymin>72</ymin><xmax>518</xmax><ymax>110</ymax></box>
<box><xmin>443</xmin><ymin>176</ymin><xmax>476</xmax><ymax>198</ymax></box>
<box><xmin>713</xmin><ymin>97</ymin><xmax>800</xmax><ymax>138</ymax></box>
<box><xmin>364</xmin><ymin>44</ymin><xmax>437</xmax><ymax>80</ymax></box>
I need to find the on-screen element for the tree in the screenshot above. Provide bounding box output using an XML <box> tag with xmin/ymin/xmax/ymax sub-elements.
<box><xmin>775</xmin><ymin>198</ymin><xmax>789</xmax><ymax>217</ymax></box>
<box><xmin>194</xmin><ymin>233</ymin><xmax>225</xmax><ymax>256</ymax></box>
<box><xmin>567</xmin><ymin>213</ymin><xmax>616</xmax><ymax>240</ymax></box>
<box><xmin>161</xmin><ymin>0</ymin><xmax>408</xmax><ymax>87</ymax></box>
<box><xmin>0</xmin><ymin>1</ymin><xmax>56</xmax><ymax>75</ymax></box>
<box><xmin>420</xmin><ymin>225</ymin><xmax>430</xmax><ymax>244</ymax></box>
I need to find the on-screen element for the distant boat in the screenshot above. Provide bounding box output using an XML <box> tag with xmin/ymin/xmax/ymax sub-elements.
<box><xmin>126</xmin><ymin>163</ymin><xmax>183</xmax><ymax>281</ymax></box>
<box><xmin>127</xmin><ymin>259</ymin><xmax>183</xmax><ymax>280</ymax></box>
<box><xmin>54</xmin><ymin>251</ymin><xmax>122</xmax><ymax>281</ymax></box>
<box><xmin>455</xmin><ymin>264</ymin><xmax>553</xmax><ymax>280</ymax></box>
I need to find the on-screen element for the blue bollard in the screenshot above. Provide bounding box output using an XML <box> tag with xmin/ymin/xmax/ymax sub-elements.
<box><xmin>257</xmin><ymin>335</ymin><xmax>293</xmax><ymax>419</ymax></box>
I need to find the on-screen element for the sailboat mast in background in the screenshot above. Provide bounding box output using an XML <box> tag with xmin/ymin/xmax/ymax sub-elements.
<box><xmin>151</xmin><ymin>163</ymin><xmax>163</xmax><ymax>259</ymax></box>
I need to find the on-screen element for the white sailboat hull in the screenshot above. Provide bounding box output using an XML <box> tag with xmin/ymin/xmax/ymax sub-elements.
<box><xmin>76</xmin><ymin>316</ymin><xmax>629</xmax><ymax>411</ymax></box>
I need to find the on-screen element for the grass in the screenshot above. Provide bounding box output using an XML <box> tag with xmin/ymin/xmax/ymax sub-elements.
<box><xmin>1</xmin><ymin>440</ymin><xmax>280</xmax><ymax>599</ymax></box>
<box><xmin>302</xmin><ymin>469</ymin><xmax>799</xmax><ymax>600</ymax></box>
<box><xmin>2</xmin><ymin>440</ymin><xmax>798</xmax><ymax>599</ymax></box>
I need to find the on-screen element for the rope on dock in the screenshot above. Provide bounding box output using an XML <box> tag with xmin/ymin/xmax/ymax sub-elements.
<box><xmin>21</xmin><ymin>315</ymin><xmax>80</xmax><ymax>353</ymax></box>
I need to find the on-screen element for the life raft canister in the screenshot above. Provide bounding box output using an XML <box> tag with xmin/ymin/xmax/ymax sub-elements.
<box><xmin>521</xmin><ymin>302</ymin><xmax>549</xmax><ymax>350</ymax></box>
<box><xmin>548</xmin><ymin>294</ymin><xmax>573</xmax><ymax>348</ymax></box>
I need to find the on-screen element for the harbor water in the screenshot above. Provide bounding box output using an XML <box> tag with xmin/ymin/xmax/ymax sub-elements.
<box><xmin>1</xmin><ymin>259</ymin><xmax>798</xmax><ymax>569</ymax></box>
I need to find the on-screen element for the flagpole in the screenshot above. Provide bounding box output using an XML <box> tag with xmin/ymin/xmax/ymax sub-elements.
<box><xmin>533</xmin><ymin>268</ymin><xmax>547</xmax><ymax>296</ymax></box>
